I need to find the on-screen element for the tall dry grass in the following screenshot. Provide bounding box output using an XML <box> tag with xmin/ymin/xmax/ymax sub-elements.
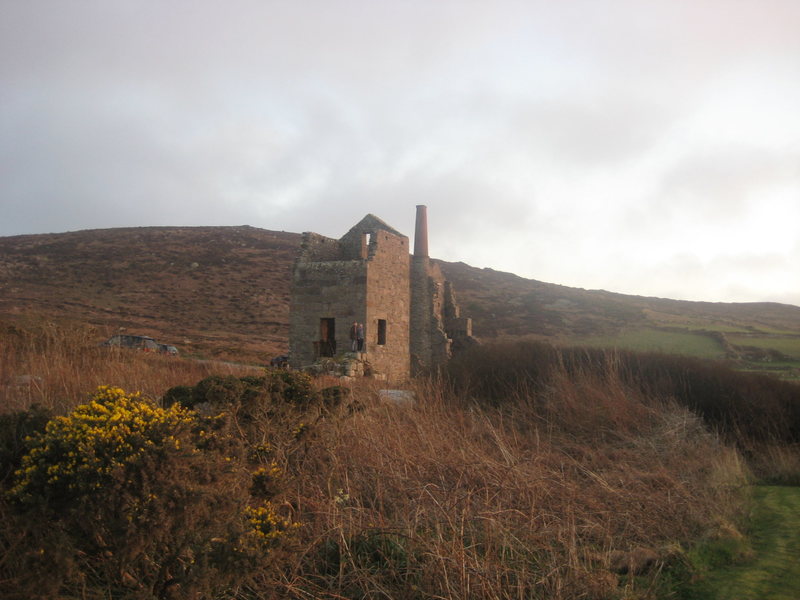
<box><xmin>276</xmin><ymin>369</ymin><xmax>748</xmax><ymax>599</ymax></box>
<box><xmin>446</xmin><ymin>341</ymin><xmax>800</xmax><ymax>447</ymax></box>
<box><xmin>0</xmin><ymin>319</ymin><xmax>260</xmax><ymax>414</ymax></box>
<box><xmin>0</xmin><ymin>326</ymin><xmax>754</xmax><ymax>598</ymax></box>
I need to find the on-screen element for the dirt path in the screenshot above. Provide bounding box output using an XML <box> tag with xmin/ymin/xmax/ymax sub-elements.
<box><xmin>702</xmin><ymin>485</ymin><xmax>800</xmax><ymax>599</ymax></box>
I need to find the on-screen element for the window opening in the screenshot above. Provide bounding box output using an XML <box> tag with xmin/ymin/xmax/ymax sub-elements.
<box><xmin>377</xmin><ymin>319</ymin><xmax>387</xmax><ymax>345</ymax></box>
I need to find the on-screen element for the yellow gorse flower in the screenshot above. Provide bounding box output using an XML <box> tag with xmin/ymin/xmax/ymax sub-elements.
<box><xmin>9</xmin><ymin>386</ymin><xmax>196</xmax><ymax>504</ymax></box>
<box><xmin>244</xmin><ymin>502</ymin><xmax>298</xmax><ymax>544</ymax></box>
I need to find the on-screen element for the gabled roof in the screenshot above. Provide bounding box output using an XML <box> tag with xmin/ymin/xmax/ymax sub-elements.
<box><xmin>340</xmin><ymin>214</ymin><xmax>405</xmax><ymax>240</ymax></box>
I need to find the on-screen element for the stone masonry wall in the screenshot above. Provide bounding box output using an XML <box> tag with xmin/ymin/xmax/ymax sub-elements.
<box><xmin>290</xmin><ymin>221</ymin><xmax>412</xmax><ymax>382</ymax></box>
<box><xmin>299</xmin><ymin>232</ymin><xmax>342</xmax><ymax>262</ymax></box>
<box><xmin>289</xmin><ymin>252</ymin><xmax>367</xmax><ymax>368</ymax></box>
<box><xmin>410</xmin><ymin>256</ymin><xmax>451</xmax><ymax>373</ymax></box>
<box><xmin>365</xmin><ymin>230</ymin><xmax>410</xmax><ymax>381</ymax></box>
<box><xmin>290</xmin><ymin>211</ymin><xmax>472</xmax><ymax>381</ymax></box>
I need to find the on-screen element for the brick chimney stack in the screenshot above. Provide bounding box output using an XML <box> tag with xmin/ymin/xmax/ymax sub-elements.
<box><xmin>413</xmin><ymin>205</ymin><xmax>429</xmax><ymax>258</ymax></box>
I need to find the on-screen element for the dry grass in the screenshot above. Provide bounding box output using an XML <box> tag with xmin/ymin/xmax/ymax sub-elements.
<box><xmin>0</xmin><ymin>318</ymin><xmax>261</xmax><ymax>414</ymax></box>
<box><xmin>745</xmin><ymin>442</ymin><xmax>800</xmax><ymax>486</ymax></box>
<box><xmin>278</xmin><ymin>371</ymin><xmax>749</xmax><ymax>599</ymax></box>
<box><xmin>1</xmin><ymin>323</ymin><xmax>753</xmax><ymax>599</ymax></box>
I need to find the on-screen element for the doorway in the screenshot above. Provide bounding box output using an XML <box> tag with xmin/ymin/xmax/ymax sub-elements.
<box><xmin>319</xmin><ymin>318</ymin><xmax>336</xmax><ymax>357</ymax></box>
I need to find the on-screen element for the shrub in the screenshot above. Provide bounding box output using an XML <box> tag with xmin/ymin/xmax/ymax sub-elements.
<box><xmin>321</xmin><ymin>385</ymin><xmax>351</xmax><ymax>409</ymax></box>
<box><xmin>250</xmin><ymin>461</ymin><xmax>283</xmax><ymax>499</ymax></box>
<box><xmin>0</xmin><ymin>404</ymin><xmax>51</xmax><ymax>486</ymax></box>
<box><xmin>244</xmin><ymin>501</ymin><xmax>298</xmax><ymax>547</ymax></box>
<box><xmin>162</xmin><ymin>371</ymin><xmax>322</xmax><ymax>458</ymax></box>
<box><xmin>2</xmin><ymin>386</ymin><xmax>279</xmax><ymax>599</ymax></box>
<box><xmin>263</xmin><ymin>369</ymin><xmax>318</xmax><ymax>407</ymax></box>
<box><xmin>160</xmin><ymin>384</ymin><xmax>193</xmax><ymax>408</ymax></box>
<box><xmin>191</xmin><ymin>374</ymin><xmax>246</xmax><ymax>407</ymax></box>
<box><xmin>444</xmin><ymin>341</ymin><xmax>560</xmax><ymax>403</ymax></box>
<box><xmin>9</xmin><ymin>386</ymin><xmax>197</xmax><ymax>506</ymax></box>
<box><xmin>163</xmin><ymin>370</ymin><xmax>320</xmax><ymax>412</ymax></box>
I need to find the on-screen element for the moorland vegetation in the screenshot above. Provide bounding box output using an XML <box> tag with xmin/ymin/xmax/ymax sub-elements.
<box><xmin>2</xmin><ymin>321</ymin><xmax>799</xmax><ymax>599</ymax></box>
<box><xmin>2</xmin><ymin>226</ymin><xmax>800</xmax><ymax>377</ymax></box>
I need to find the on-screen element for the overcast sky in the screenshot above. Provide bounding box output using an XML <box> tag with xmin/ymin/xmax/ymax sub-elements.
<box><xmin>2</xmin><ymin>1</ymin><xmax>799</xmax><ymax>306</ymax></box>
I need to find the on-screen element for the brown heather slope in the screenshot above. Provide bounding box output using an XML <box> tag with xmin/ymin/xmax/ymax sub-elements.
<box><xmin>0</xmin><ymin>226</ymin><xmax>300</xmax><ymax>362</ymax></box>
<box><xmin>2</xmin><ymin>226</ymin><xmax>800</xmax><ymax>368</ymax></box>
<box><xmin>438</xmin><ymin>260</ymin><xmax>800</xmax><ymax>338</ymax></box>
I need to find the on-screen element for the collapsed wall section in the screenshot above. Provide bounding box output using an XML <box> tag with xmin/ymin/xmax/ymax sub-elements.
<box><xmin>410</xmin><ymin>258</ymin><xmax>479</xmax><ymax>374</ymax></box>
<box><xmin>410</xmin><ymin>256</ymin><xmax>451</xmax><ymax>373</ymax></box>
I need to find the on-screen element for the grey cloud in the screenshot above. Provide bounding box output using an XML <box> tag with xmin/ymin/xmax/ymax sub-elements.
<box><xmin>506</xmin><ymin>96</ymin><xmax>675</xmax><ymax>167</ymax></box>
<box><xmin>677</xmin><ymin>251</ymin><xmax>800</xmax><ymax>305</ymax></box>
<box><xmin>571</xmin><ymin>250</ymin><xmax>800</xmax><ymax>306</ymax></box>
<box><xmin>2</xmin><ymin>1</ymin><xmax>799</xmax><ymax>306</ymax></box>
<box><xmin>655</xmin><ymin>148</ymin><xmax>799</xmax><ymax>219</ymax></box>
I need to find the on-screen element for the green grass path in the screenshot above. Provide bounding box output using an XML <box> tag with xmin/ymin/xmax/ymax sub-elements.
<box><xmin>702</xmin><ymin>486</ymin><xmax>800</xmax><ymax>599</ymax></box>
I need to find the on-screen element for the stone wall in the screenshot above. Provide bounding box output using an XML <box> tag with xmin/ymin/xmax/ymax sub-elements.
<box><xmin>299</xmin><ymin>231</ymin><xmax>342</xmax><ymax>262</ymax></box>
<box><xmin>444</xmin><ymin>281</ymin><xmax>474</xmax><ymax>338</ymax></box>
<box><xmin>339</xmin><ymin>214</ymin><xmax>404</xmax><ymax>261</ymax></box>
<box><xmin>289</xmin><ymin>216</ymin><xmax>411</xmax><ymax>382</ymax></box>
<box><xmin>290</xmin><ymin>210</ymin><xmax>474</xmax><ymax>381</ymax></box>
<box><xmin>289</xmin><ymin>255</ymin><xmax>367</xmax><ymax>367</ymax></box>
<box><xmin>365</xmin><ymin>229</ymin><xmax>410</xmax><ymax>381</ymax></box>
<box><xmin>410</xmin><ymin>256</ymin><xmax>451</xmax><ymax>373</ymax></box>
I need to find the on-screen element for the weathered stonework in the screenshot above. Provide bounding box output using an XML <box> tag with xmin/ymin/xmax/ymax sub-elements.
<box><xmin>289</xmin><ymin>207</ymin><xmax>477</xmax><ymax>382</ymax></box>
<box><xmin>289</xmin><ymin>215</ymin><xmax>410</xmax><ymax>382</ymax></box>
<box><xmin>408</xmin><ymin>205</ymin><xmax>478</xmax><ymax>373</ymax></box>
<box><xmin>409</xmin><ymin>255</ymin><xmax>451</xmax><ymax>371</ymax></box>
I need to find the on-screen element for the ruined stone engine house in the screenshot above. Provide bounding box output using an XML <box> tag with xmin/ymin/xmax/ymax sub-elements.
<box><xmin>289</xmin><ymin>206</ymin><xmax>476</xmax><ymax>381</ymax></box>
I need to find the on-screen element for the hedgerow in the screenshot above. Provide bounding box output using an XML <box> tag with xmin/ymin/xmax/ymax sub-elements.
<box><xmin>446</xmin><ymin>341</ymin><xmax>800</xmax><ymax>446</ymax></box>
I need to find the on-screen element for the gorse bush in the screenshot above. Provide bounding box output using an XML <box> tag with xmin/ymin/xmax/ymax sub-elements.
<box><xmin>263</xmin><ymin>369</ymin><xmax>318</xmax><ymax>406</ymax></box>
<box><xmin>9</xmin><ymin>386</ymin><xmax>194</xmax><ymax>505</ymax></box>
<box><xmin>190</xmin><ymin>374</ymin><xmax>250</xmax><ymax>407</ymax></box>
<box><xmin>166</xmin><ymin>370</ymin><xmax>320</xmax><ymax>410</ymax></box>
<box><xmin>2</xmin><ymin>385</ymin><xmax>299</xmax><ymax>600</ymax></box>
<box><xmin>0</xmin><ymin>404</ymin><xmax>51</xmax><ymax>484</ymax></box>
<box><xmin>244</xmin><ymin>501</ymin><xmax>299</xmax><ymax>547</ymax></box>
<box><xmin>162</xmin><ymin>370</ymin><xmax>355</xmax><ymax>463</ymax></box>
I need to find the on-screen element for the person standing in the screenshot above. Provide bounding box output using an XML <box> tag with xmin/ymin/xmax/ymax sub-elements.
<box><xmin>356</xmin><ymin>322</ymin><xmax>365</xmax><ymax>352</ymax></box>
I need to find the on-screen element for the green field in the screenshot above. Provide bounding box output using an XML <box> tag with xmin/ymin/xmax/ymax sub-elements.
<box><xmin>574</xmin><ymin>327</ymin><xmax>725</xmax><ymax>358</ymax></box>
<box><xmin>571</xmin><ymin>326</ymin><xmax>800</xmax><ymax>380</ymax></box>
<box><xmin>726</xmin><ymin>334</ymin><xmax>800</xmax><ymax>360</ymax></box>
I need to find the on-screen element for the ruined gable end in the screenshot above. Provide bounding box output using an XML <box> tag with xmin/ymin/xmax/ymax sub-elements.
<box><xmin>289</xmin><ymin>215</ymin><xmax>410</xmax><ymax>382</ymax></box>
<box><xmin>288</xmin><ymin>206</ymin><xmax>478</xmax><ymax>382</ymax></box>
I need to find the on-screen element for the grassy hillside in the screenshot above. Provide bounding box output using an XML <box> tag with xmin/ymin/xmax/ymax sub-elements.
<box><xmin>437</xmin><ymin>261</ymin><xmax>800</xmax><ymax>377</ymax></box>
<box><xmin>0</xmin><ymin>226</ymin><xmax>299</xmax><ymax>362</ymax></box>
<box><xmin>2</xmin><ymin>226</ymin><xmax>799</xmax><ymax>375</ymax></box>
